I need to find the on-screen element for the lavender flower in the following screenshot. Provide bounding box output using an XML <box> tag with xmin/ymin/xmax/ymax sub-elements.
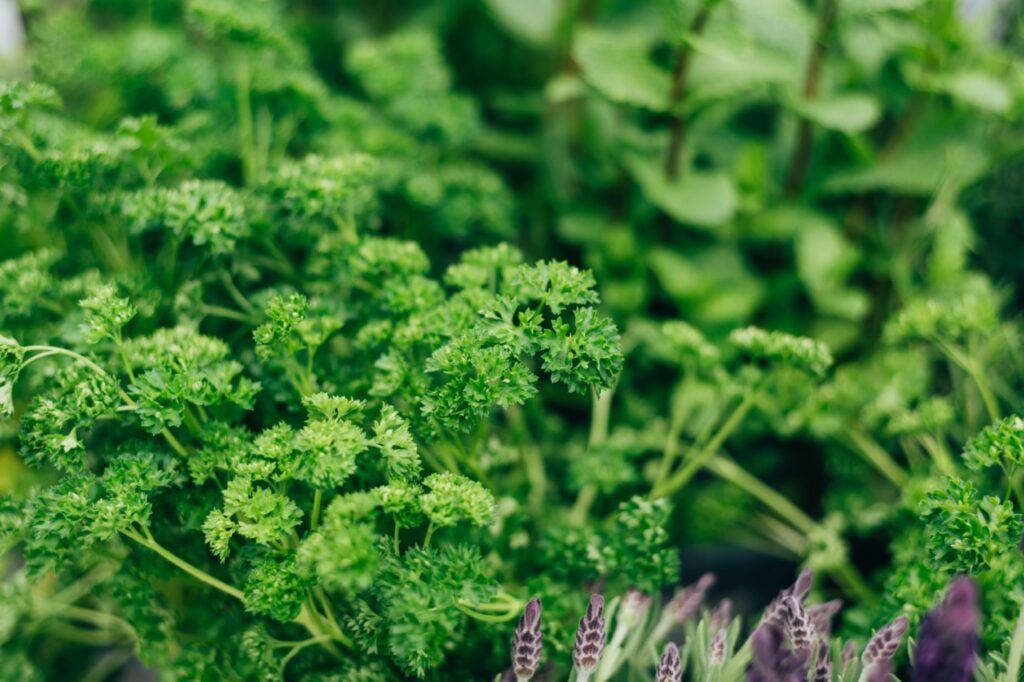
<box><xmin>511</xmin><ymin>597</ymin><xmax>543</xmax><ymax>681</ymax></box>
<box><xmin>862</xmin><ymin>616</ymin><xmax>909</xmax><ymax>665</ymax></box>
<box><xmin>656</xmin><ymin>642</ymin><xmax>682</xmax><ymax>682</ymax></box>
<box><xmin>763</xmin><ymin>569</ymin><xmax>813</xmax><ymax>627</ymax></box>
<box><xmin>573</xmin><ymin>594</ymin><xmax>606</xmax><ymax>679</ymax></box>
<box><xmin>618</xmin><ymin>588</ymin><xmax>651</xmax><ymax>628</ymax></box>
<box><xmin>746</xmin><ymin>623</ymin><xmax>809</xmax><ymax>682</ymax></box>
<box><xmin>667</xmin><ymin>573</ymin><xmax>716</xmax><ymax>624</ymax></box>
<box><xmin>711</xmin><ymin>598</ymin><xmax>733</xmax><ymax>631</ymax></box>
<box><xmin>912</xmin><ymin>577</ymin><xmax>980</xmax><ymax>682</ymax></box>
<box><xmin>709</xmin><ymin>628</ymin><xmax>728</xmax><ymax>667</ymax></box>
<box><xmin>807</xmin><ymin>599</ymin><xmax>842</xmax><ymax>638</ymax></box>
<box><xmin>840</xmin><ymin>641</ymin><xmax>858</xmax><ymax>668</ymax></box>
<box><xmin>783</xmin><ymin>596</ymin><xmax>813</xmax><ymax>654</ymax></box>
<box><xmin>811</xmin><ymin>639</ymin><xmax>831</xmax><ymax>682</ymax></box>
<box><xmin>866</xmin><ymin>659</ymin><xmax>892</xmax><ymax>682</ymax></box>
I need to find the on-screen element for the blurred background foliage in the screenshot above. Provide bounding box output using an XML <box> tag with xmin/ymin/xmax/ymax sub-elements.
<box><xmin>2</xmin><ymin>0</ymin><xmax>1024</xmax><ymax>678</ymax></box>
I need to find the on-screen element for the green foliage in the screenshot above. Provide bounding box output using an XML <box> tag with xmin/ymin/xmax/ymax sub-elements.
<box><xmin>1</xmin><ymin>0</ymin><xmax>1024</xmax><ymax>680</ymax></box>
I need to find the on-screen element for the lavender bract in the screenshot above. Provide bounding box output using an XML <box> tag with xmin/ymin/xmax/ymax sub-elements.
<box><xmin>811</xmin><ymin>639</ymin><xmax>831</xmax><ymax>682</ymax></box>
<box><xmin>573</xmin><ymin>594</ymin><xmax>606</xmax><ymax>678</ymax></box>
<box><xmin>511</xmin><ymin>597</ymin><xmax>543</xmax><ymax>681</ymax></box>
<box><xmin>668</xmin><ymin>573</ymin><xmax>716</xmax><ymax>624</ymax></box>
<box><xmin>656</xmin><ymin>642</ymin><xmax>682</xmax><ymax>682</ymax></box>
<box><xmin>746</xmin><ymin>623</ymin><xmax>809</xmax><ymax>682</ymax></box>
<box><xmin>911</xmin><ymin>577</ymin><xmax>980</xmax><ymax>682</ymax></box>
<box><xmin>862</xmin><ymin>615</ymin><xmax>908</xmax><ymax>665</ymax></box>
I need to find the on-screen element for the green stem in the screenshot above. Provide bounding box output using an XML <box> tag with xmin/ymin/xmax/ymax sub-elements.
<box><xmin>705</xmin><ymin>456</ymin><xmax>815</xmax><ymax>533</ymax></box>
<box><xmin>219</xmin><ymin>269</ymin><xmax>256</xmax><ymax>313</ymax></box>
<box><xmin>569</xmin><ymin>388</ymin><xmax>614</xmax><ymax>524</ymax></box>
<box><xmin>22</xmin><ymin>346</ymin><xmax>109</xmax><ymax>380</ymax></box>
<box><xmin>664</xmin><ymin>0</ymin><xmax>716</xmax><ymax>179</ymax></box>
<box><xmin>1007</xmin><ymin>601</ymin><xmax>1024</xmax><ymax>682</ymax></box>
<box><xmin>844</xmin><ymin>428</ymin><xmax>910</xmax><ymax>486</ymax></box>
<box><xmin>280</xmin><ymin>635</ymin><xmax>333</xmax><ymax>672</ymax></box>
<box><xmin>652</xmin><ymin>379</ymin><xmax>689</xmax><ymax>491</ymax></box>
<box><xmin>311</xmin><ymin>488</ymin><xmax>323</xmax><ymax>530</ymax></box>
<box><xmin>21</xmin><ymin>345</ymin><xmax>190</xmax><ymax>457</ymax></box>
<box><xmin>918</xmin><ymin>433</ymin><xmax>958</xmax><ymax>478</ymax></box>
<box><xmin>705</xmin><ymin>456</ymin><xmax>874</xmax><ymax>603</ymax></box>
<box><xmin>122</xmin><ymin>529</ymin><xmax>244</xmax><ymax>600</ymax></box>
<box><xmin>652</xmin><ymin>391</ymin><xmax>754</xmax><ymax>499</ymax></box>
<box><xmin>783</xmin><ymin>0</ymin><xmax>838</xmax><ymax>196</ymax></box>
<box><xmin>422</xmin><ymin>522</ymin><xmax>436</xmax><ymax>548</ymax></box>
<box><xmin>202</xmin><ymin>304</ymin><xmax>254</xmax><ymax>323</ymax></box>
<box><xmin>936</xmin><ymin>339</ymin><xmax>1000</xmax><ymax>423</ymax></box>
<box><xmin>236</xmin><ymin>60</ymin><xmax>257</xmax><ymax>186</ymax></box>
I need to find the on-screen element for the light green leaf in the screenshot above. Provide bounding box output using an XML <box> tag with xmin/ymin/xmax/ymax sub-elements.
<box><xmin>573</xmin><ymin>29</ymin><xmax>671</xmax><ymax>111</ymax></box>
<box><xmin>687</xmin><ymin>30</ymin><xmax>800</xmax><ymax>105</ymax></box>
<box><xmin>793</xmin><ymin>93</ymin><xmax>882</xmax><ymax>134</ymax></box>
<box><xmin>625</xmin><ymin>155</ymin><xmax>738</xmax><ymax>228</ymax></box>
<box><xmin>794</xmin><ymin>210</ymin><xmax>869</xmax><ymax>320</ymax></box>
<box><xmin>648</xmin><ymin>247</ymin><xmax>763</xmax><ymax>325</ymax></box>
<box><xmin>822</xmin><ymin>127</ymin><xmax>991</xmax><ymax>195</ymax></box>
<box><xmin>927</xmin><ymin>209</ymin><xmax>974</xmax><ymax>285</ymax></box>
<box><xmin>485</xmin><ymin>0</ymin><xmax>562</xmax><ymax>45</ymax></box>
<box><xmin>839</xmin><ymin>0</ymin><xmax>926</xmax><ymax>15</ymax></box>
<box><xmin>941</xmin><ymin>71</ymin><xmax>1012</xmax><ymax>115</ymax></box>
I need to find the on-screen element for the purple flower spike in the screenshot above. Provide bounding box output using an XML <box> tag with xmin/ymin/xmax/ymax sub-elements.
<box><xmin>811</xmin><ymin>639</ymin><xmax>831</xmax><ymax>682</ymax></box>
<box><xmin>790</xmin><ymin>568</ymin><xmax>813</xmax><ymax>602</ymax></box>
<box><xmin>709</xmin><ymin>628</ymin><xmax>728</xmax><ymax>667</ymax></box>
<box><xmin>763</xmin><ymin>569</ymin><xmax>814</xmax><ymax>628</ymax></box>
<box><xmin>573</xmin><ymin>594</ymin><xmax>606</xmax><ymax>676</ymax></box>
<box><xmin>783</xmin><ymin>596</ymin><xmax>814</xmax><ymax>653</ymax></box>
<box><xmin>512</xmin><ymin>598</ymin><xmax>543</xmax><ymax>681</ymax></box>
<box><xmin>656</xmin><ymin>642</ymin><xmax>682</xmax><ymax>682</ymax></box>
<box><xmin>912</xmin><ymin>577</ymin><xmax>980</xmax><ymax>682</ymax></box>
<box><xmin>840</xmin><ymin>640</ymin><xmax>858</xmax><ymax>667</ymax></box>
<box><xmin>711</xmin><ymin>598</ymin><xmax>733</xmax><ymax>632</ymax></box>
<box><xmin>862</xmin><ymin>616</ymin><xmax>909</xmax><ymax>665</ymax></box>
<box><xmin>746</xmin><ymin>623</ymin><xmax>809</xmax><ymax>682</ymax></box>
<box><xmin>667</xmin><ymin>573</ymin><xmax>716</xmax><ymax>624</ymax></box>
<box><xmin>619</xmin><ymin>588</ymin><xmax>651</xmax><ymax>627</ymax></box>
<box><xmin>866</xmin><ymin>659</ymin><xmax>892</xmax><ymax>682</ymax></box>
<box><xmin>807</xmin><ymin>599</ymin><xmax>842</xmax><ymax>638</ymax></box>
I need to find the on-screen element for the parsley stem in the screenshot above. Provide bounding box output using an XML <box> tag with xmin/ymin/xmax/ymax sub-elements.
<box><xmin>570</xmin><ymin>388</ymin><xmax>614</xmax><ymax>524</ymax></box>
<box><xmin>705</xmin><ymin>455</ymin><xmax>875</xmax><ymax>603</ymax></box>
<box><xmin>236</xmin><ymin>60</ymin><xmax>257</xmax><ymax>186</ymax></box>
<box><xmin>651</xmin><ymin>390</ymin><xmax>754</xmax><ymax>499</ymax></box>
<box><xmin>935</xmin><ymin>338</ymin><xmax>1000</xmax><ymax>424</ymax></box>
<box><xmin>844</xmin><ymin>427</ymin><xmax>910</xmax><ymax>485</ymax></box>
<box><xmin>122</xmin><ymin>528</ymin><xmax>244</xmax><ymax>600</ymax></box>
<box><xmin>311</xmin><ymin>488</ymin><xmax>323</xmax><ymax>530</ymax></box>
<box><xmin>1007</xmin><ymin>601</ymin><xmax>1024</xmax><ymax>682</ymax></box>
<box><xmin>20</xmin><ymin>345</ymin><xmax>190</xmax><ymax>457</ymax></box>
<box><xmin>22</xmin><ymin>346</ymin><xmax>109</xmax><ymax>380</ymax></box>
<box><xmin>917</xmin><ymin>433</ymin><xmax>956</xmax><ymax>478</ymax></box>
<box><xmin>280</xmin><ymin>635</ymin><xmax>332</xmax><ymax>672</ymax></box>
<box><xmin>652</xmin><ymin>380</ymin><xmax>690</xmax><ymax>493</ymax></box>
<box><xmin>423</xmin><ymin>521</ymin><xmax>436</xmax><ymax>548</ymax></box>
<box><xmin>218</xmin><ymin>268</ymin><xmax>256</xmax><ymax>313</ymax></box>
<box><xmin>201</xmin><ymin>304</ymin><xmax>254</xmax><ymax>323</ymax></box>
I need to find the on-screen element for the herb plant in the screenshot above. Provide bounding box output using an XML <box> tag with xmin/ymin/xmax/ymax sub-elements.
<box><xmin>2</xmin><ymin>0</ymin><xmax>1024</xmax><ymax>680</ymax></box>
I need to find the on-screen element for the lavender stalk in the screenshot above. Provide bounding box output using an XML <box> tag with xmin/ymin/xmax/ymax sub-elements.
<box><xmin>911</xmin><ymin>577</ymin><xmax>980</xmax><ymax>682</ymax></box>
<box><xmin>656</xmin><ymin>642</ymin><xmax>682</xmax><ymax>682</ymax></box>
<box><xmin>511</xmin><ymin>598</ymin><xmax>543</xmax><ymax>682</ymax></box>
<box><xmin>573</xmin><ymin>594</ymin><xmax>606</xmax><ymax>682</ymax></box>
